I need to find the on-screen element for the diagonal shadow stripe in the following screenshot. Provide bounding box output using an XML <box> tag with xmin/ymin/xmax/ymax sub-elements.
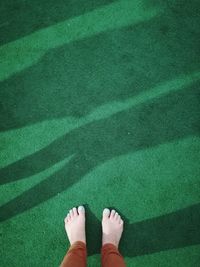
<box><xmin>1</xmin><ymin>5</ymin><xmax>199</xmax><ymax>133</ymax></box>
<box><xmin>0</xmin><ymin>83</ymin><xmax>199</xmax><ymax>222</ymax></box>
<box><xmin>0</xmin><ymin>80</ymin><xmax>199</xmax><ymax>185</ymax></box>
<box><xmin>1</xmin><ymin>71</ymin><xmax>199</xmax><ymax>168</ymax></box>
<box><xmin>0</xmin><ymin>0</ymin><xmax>117</xmax><ymax>46</ymax></box>
<box><xmin>0</xmin><ymin>0</ymin><xmax>160</xmax><ymax>81</ymax></box>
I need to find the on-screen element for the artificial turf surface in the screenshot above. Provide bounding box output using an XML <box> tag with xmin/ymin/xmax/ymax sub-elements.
<box><xmin>0</xmin><ymin>0</ymin><xmax>200</xmax><ymax>266</ymax></box>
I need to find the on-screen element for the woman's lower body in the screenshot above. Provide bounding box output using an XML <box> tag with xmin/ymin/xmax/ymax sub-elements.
<box><xmin>60</xmin><ymin>206</ymin><xmax>126</xmax><ymax>267</ymax></box>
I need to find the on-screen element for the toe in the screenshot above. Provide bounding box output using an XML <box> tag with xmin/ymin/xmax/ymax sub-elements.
<box><xmin>78</xmin><ymin>206</ymin><xmax>85</xmax><ymax>216</ymax></box>
<box><xmin>69</xmin><ymin>209</ymin><xmax>74</xmax><ymax>217</ymax></box>
<box><xmin>103</xmin><ymin>208</ymin><xmax>110</xmax><ymax>219</ymax></box>
<box><xmin>67</xmin><ymin>214</ymin><xmax>71</xmax><ymax>221</ymax></box>
<box><xmin>118</xmin><ymin>215</ymin><xmax>121</xmax><ymax>223</ymax></box>
<box><xmin>73</xmin><ymin>207</ymin><xmax>78</xmax><ymax>216</ymax></box>
<box><xmin>110</xmin><ymin>209</ymin><xmax>116</xmax><ymax>218</ymax></box>
<box><xmin>64</xmin><ymin>214</ymin><xmax>70</xmax><ymax>223</ymax></box>
<box><xmin>64</xmin><ymin>216</ymin><xmax>68</xmax><ymax>223</ymax></box>
<box><xmin>114</xmin><ymin>212</ymin><xmax>119</xmax><ymax>220</ymax></box>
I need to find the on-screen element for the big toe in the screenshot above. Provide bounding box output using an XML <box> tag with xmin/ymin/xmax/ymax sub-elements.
<box><xmin>78</xmin><ymin>206</ymin><xmax>85</xmax><ymax>217</ymax></box>
<box><xmin>103</xmin><ymin>208</ymin><xmax>110</xmax><ymax>219</ymax></box>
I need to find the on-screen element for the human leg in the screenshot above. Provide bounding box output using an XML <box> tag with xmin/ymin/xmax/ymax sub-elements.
<box><xmin>60</xmin><ymin>206</ymin><xmax>87</xmax><ymax>267</ymax></box>
<box><xmin>101</xmin><ymin>209</ymin><xmax>126</xmax><ymax>267</ymax></box>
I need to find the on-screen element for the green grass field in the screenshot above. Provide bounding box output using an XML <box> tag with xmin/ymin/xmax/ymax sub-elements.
<box><xmin>0</xmin><ymin>0</ymin><xmax>200</xmax><ymax>266</ymax></box>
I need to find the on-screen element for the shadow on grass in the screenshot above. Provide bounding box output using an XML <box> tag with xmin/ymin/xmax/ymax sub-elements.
<box><xmin>84</xmin><ymin>203</ymin><xmax>200</xmax><ymax>257</ymax></box>
<box><xmin>0</xmin><ymin>83</ymin><xmax>199</xmax><ymax>222</ymax></box>
<box><xmin>0</xmin><ymin>0</ymin><xmax>117</xmax><ymax>45</ymax></box>
<box><xmin>1</xmin><ymin>2</ymin><xmax>199</xmax><ymax>131</ymax></box>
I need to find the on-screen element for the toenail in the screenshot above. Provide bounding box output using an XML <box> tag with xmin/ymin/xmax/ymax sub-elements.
<box><xmin>103</xmin><ymin>208</ymin><xmax>110</xmax><ymax>214</ymax></box>
<box><xmin>78</xmin><ymin>206</ymin><xmax>85</xmax><ymax>212</ymax></box>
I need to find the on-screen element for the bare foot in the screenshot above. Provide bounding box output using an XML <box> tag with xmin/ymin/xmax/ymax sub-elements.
<box><xmin>64</xmin><ymin>206</ymin><xmax>86</xmax><ymax>245</ymax></box>
<box><xmin>102</xmin><ymin>208</ymin><xmax>124</xmax><ymax>248</ymax></box>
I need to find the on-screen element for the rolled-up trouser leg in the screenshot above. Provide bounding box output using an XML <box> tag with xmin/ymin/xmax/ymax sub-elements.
<box><xmin>60</xmin><ymin>241</ymin><xmax>87</xmax><ymax>267</ymax></box>
<box><xmin>101</xmin><ymin>243</ymin><xmax>126</xmax><ymax>267</ymax></box>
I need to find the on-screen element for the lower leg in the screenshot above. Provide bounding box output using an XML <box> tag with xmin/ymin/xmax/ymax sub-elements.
<box><xmin>101</xmin><ymin>209</ymin><xmax>126</xmax><ymax>267</ymax></box>
<box><xmin>60</xmin><ymin>241</ymin><xmax>86</xmax><ymax>267</ymax></box>
<box><xmin>101</xmin><ymin>243</ymin><xmax>125</xmax><ymax>267</ymax></box>
<box><xmin>60</xmin><ymin>206</ymin><xmax>87</xmax><ymax>267</ymax></box>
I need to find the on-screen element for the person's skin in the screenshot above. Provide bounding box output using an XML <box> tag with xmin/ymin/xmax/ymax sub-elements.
<box><xmin>64</xmin><ymin>206</ymin><xmax>124</xmax><ymax>248</ymax></box>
